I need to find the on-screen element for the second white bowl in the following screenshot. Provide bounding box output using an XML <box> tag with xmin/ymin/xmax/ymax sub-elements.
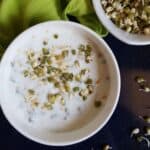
<box><xmin>92</xmin><ymin>0</ymin><xmax>150</xmax><ymax>45</ymax></box>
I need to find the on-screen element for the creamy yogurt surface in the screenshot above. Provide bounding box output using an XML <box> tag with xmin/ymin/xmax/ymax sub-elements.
<box><xmin>4</xmin><ymin>25</ymin><xmax>110</xmax><ymax>132</ymax></box>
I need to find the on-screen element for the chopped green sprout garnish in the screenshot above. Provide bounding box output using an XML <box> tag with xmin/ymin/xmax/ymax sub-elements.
<box><xmin>62</xmin><ymin>50</ymin><xmax>69</xmax><ymax>58</ymax></box>
<box><xmin>53</xmin><ymin>34</ymin><xmax>58</xmax><ymax>39</ymax></box>
<box><xmin>94</xmin><ymin>101</ymin><xmax>102</xmax><ymax>108</ymax></box>
<box><xmin>71</xmin><ymin>49</ymin><xmax>76</xmax><ymax>55</ymax></box>
<box><xmin>23</xmin><ymin>70</ymin><xmax>29</xmax><ymax>77</ymax></box>
<box><xmin>42</xmin><ymin>48</ymin><xmax>49</xmax><ymax>55</ymax></box>
<box><xmin>34</xmin><ymin>67</ymin><xmax>44</xmax><ymax>77</ymax></box>
<box><xmin>73</xmin><ymin>87</ymin><xmax>80</xmax><ymax>92</ymax></box>
<box><xmin>61</xmin><ymin>72</ymin><xmax>73</xmax><ymax>81</ymax></box>
<box><xmin>23</xmin><ymin>43</ymin><xmax>95</xmax><ymax>110</ymax></box>
<box><xmin>82</xmin><ymin>96</ymin><xmax>87</xmax><ymax>101</ymax></box>
<box><xmin>28</xmin><ymin>89</ymin><xmax>35</xmax><ymax>95</ymax></box>
<box><xmin>43</xmin><ymin>41</ymin><xmax>48</xmax><ymax>45</ymax></box>
<box><xmin>85</xmin><ymin>78</ymin><xmax>93</xmax><ymax>84</ymax></box>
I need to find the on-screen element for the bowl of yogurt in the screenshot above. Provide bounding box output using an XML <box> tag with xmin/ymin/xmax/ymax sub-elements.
<box><xmin>0</xmin><ymin>21</ymin><xmax>120</xmax><ymax>146</ymax></box>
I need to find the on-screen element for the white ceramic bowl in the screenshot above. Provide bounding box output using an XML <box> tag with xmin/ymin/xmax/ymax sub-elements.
<box><xmin>0</xmin><ymin>21</ymin><xmax>120</xmax><ymax>146</ymax></box>
<box><xmin>92</xmin><ymin>0</ymin><xmax>150</xmax><ymax>45</ymax></box>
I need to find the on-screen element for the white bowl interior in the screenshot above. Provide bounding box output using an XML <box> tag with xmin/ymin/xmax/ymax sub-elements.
<box><xmin>92</xmin><ymin>0</ymin><xmax>150</xmax><ymax>45</ymax></box>
<box><xmin>0</xmin><ymin>21</ymin><xmax>120</xmax><ymax>146</ymax></box>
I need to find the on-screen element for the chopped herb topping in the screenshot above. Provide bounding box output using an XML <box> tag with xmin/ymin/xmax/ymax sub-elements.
<box><xmin>145</xmin><ymin>127</ymin><xmax>150</xmax><ymax>136</ymax></box>
<box><xmin>78</xmin><ymin>44</ymin><xmax>85</xmax><ymax>51</ymax></box>
<box><xmin>34</xmin><ymin>66</ymin><xmax>44</xmax><ymax>77</ymax></box>
<box><xmin>71</xmin><ymin>49</ymin><xmax>76</xmax><ymax>55</ymax></box>
<box><xmin>43</xmin><ymin>41</ymin><xmax>48</xmax><ymax>45</ymax></box>
<box><xmin>94</xmin><ymin>100</ymin><xmax>102</xmax><ymax>108</ymax></box>
<box><xmin>42</xmin><ymin>102</ymin><xmax>53</xmax><ymax>110</ymax></box>
<box><xmin>85</xmin><ymin>78</ymin><xmax>93</xmax><ymax>85</ymax></box>
<box><xmin>23</xmin><ymin>70</ymin><xmax>29</xmax><ymax>77</ymax></box>
<box><xmin>62</xmin><ymin>50</ymin><xmax>69</xmax><ymax>58</ymax></box>
<box><xmin>53</xmin><ymin>34</ymin><xmax>58</xmax><ymax>39</ymax></box>
<box><xmin>73</xmin><ymin>87</ymin><xmax>80</xmax><ymax>92</ymax></box>
<box><xmin>47</xmin><ymin>76</ymin><xmax>54</xmax><ymax>82</ymax></box>
<box><xmin>82</xmin><ymin>96</ymin><xmax>87</xmax><ymax>101</ymax></box>
<box><xmin>47</xmin><ymin>93</ymin><xmax>61</xmax><ymax>104</ymax></box>
<box><xmin>23</xmin><ymin>43</ymin><xmax>96</xmax><ymax>110</ymax></box>
<box><xmin>54</xmin><ymin>81</ymin><xmax>60</xmax><ymax>88</ymax></box>
<box><xmin>42</xmin><ymin>48</ymin><xmax>49</xmax><ymax>55</ymax></box>
<box><xmin>74</xmin><ymin>60</ymin><xmax>80</xmax><ymax>67</ymax></box>
<box><xmin>87</xmin><ymin>85</ymin><xmax>93</xmax><ymax>94</ymax></box>
<box><xmin>75</xmin><ymin>74</ymin><xmax>81</xmax><ymax>81</ymax></box>
<box><xmin>78</xmin><ymin>44</ymin><xmax>92</xmax><ymax>63</ymax></box>
<box><xmin>61</xmin><ymin>72</ymin><xmax>73</xmax><ymax>81</ymax></box>
<box><xmin>60</xmin><ymin>98</ymin><xmax>65</xmax><ymax>105</ymax></box>
<box><xmin>64</xmin><ymin>83</ymin><xmax>71</xmax><ymax>92</ymax></box>
<box><xmin>28</xmin><ymin>89</ymin><xmax>35</xmax><ymax>95</ymax></box>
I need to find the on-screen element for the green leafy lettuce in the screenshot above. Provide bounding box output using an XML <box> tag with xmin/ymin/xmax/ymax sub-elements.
<box><xmin>0</xmin><ymin>0</ymin><xmax>108</xmax><ymax>57</ymax></box>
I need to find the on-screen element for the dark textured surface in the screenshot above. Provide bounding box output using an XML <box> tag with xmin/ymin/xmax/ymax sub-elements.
<box><xmin>0</xmin><ymin>34</ymin><xmax>150</xmax><ymax>150</ymax></box>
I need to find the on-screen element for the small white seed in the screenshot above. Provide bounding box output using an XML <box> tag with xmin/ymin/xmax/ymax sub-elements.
<box><xmin>145</xmin><ymin>127</ymin><xmax>150</xmax><ymax>136</ymax></box>
<box><xmin>103</xmin><ymin>145</ymin><xmax>112</xmax><ymax>150</ymax></box>
<box><xmin>131</xmin><ymin>128</ymin><xmax>140</xmax><ymax>137</ymax></box>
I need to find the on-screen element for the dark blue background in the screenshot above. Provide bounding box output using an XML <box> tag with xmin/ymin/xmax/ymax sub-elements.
<box><xmin>0</xmin><ymin>34</ymin><xmax>150</xmax><ymax>150</ymax></box>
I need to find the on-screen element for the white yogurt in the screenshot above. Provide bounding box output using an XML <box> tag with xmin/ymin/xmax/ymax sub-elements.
<box><xmin>2</xmin><ymin>24</ymin><xmax>110</xmax><ymax>132</ymax></box>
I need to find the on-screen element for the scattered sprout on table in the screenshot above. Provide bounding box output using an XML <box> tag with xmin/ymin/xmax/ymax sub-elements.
<box><xmin>139</xmin><ymin>85</ymin><xmax>150</xmax><ymax>93</ymax></box>
<box><xmin>139</xmin><ymin>116</ymin><xmax>150</xmax><ymax>124</ymax></box>
<box><xmin>135</xmin><ymin>76</ymin><xmax>146</xmax><ymax>84</ymax></box>
<box><xmin>102</xmin><ymin>144</ymin><xmax>112</xmax><ymax>150</ymax></box>
<box><xmin>137</xmin><ymin>136</ymin><xmax>150</xmax><ymax>148</ymax></box>
<box><xmin>143</xmin><ymin>116</ymin><xmax>150</xmax><ymax>124</ymax></box>
<box><xmin>85</xmin><ymin>78</ymin><xmax>93</xmax><ymax>85</ymax></box>
<box><xmin>134</xmin><ymin>76</ymin><xmax>150</xmax><ymax>93</ymax></box>
<box><xmin>130</xmin><ymin>128</ymin><xmax>140</xmax><ymax>137</ymax></box>
<box><xmin>130</xmin><ymin>126</ymin><xmax>150</xmax><ymax>148</ymax></box>
<box><xmin>145</xmin><ymin>127</ymin><xmax>150</xmax><ymax>136</ymax></box>
<box><xmin>23</xmin><ymin>70</ymin><xmax>29</xmax><ymax>77</ymax></box>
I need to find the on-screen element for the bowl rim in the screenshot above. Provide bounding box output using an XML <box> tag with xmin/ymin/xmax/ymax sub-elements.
<box><xmin>92</xmin><ymin>0</ymin><xmax>150</xmax><ymax>46</ymax></box>
<box><xmin>0</xmin><ymin>21</ymin><xmax>121</xmax><ymax>146</ymax></box>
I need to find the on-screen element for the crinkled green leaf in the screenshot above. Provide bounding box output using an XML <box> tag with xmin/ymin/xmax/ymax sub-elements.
<box><xmin>64</xmin><ymin>0</ymin><xmax>108</xmax><ymax>36</ymax></box>
<box><xmin>78</xmin><ymin>15</ymin><xmax>108</xmax><ymax>37</ymax></box>
<box><xmin>24</xmin><ymin>0</ymin><xmax>62</xmax><ymax>27</ymax></box>
<box><xmin>0</xmin><ymin>0</ymin><xmax>21</xmax><ymax>48</ymax></box>
<box><xmin>64</xmin><ymin>0</ymin><xmax>93</xmax><ymax>17</ymax></box>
